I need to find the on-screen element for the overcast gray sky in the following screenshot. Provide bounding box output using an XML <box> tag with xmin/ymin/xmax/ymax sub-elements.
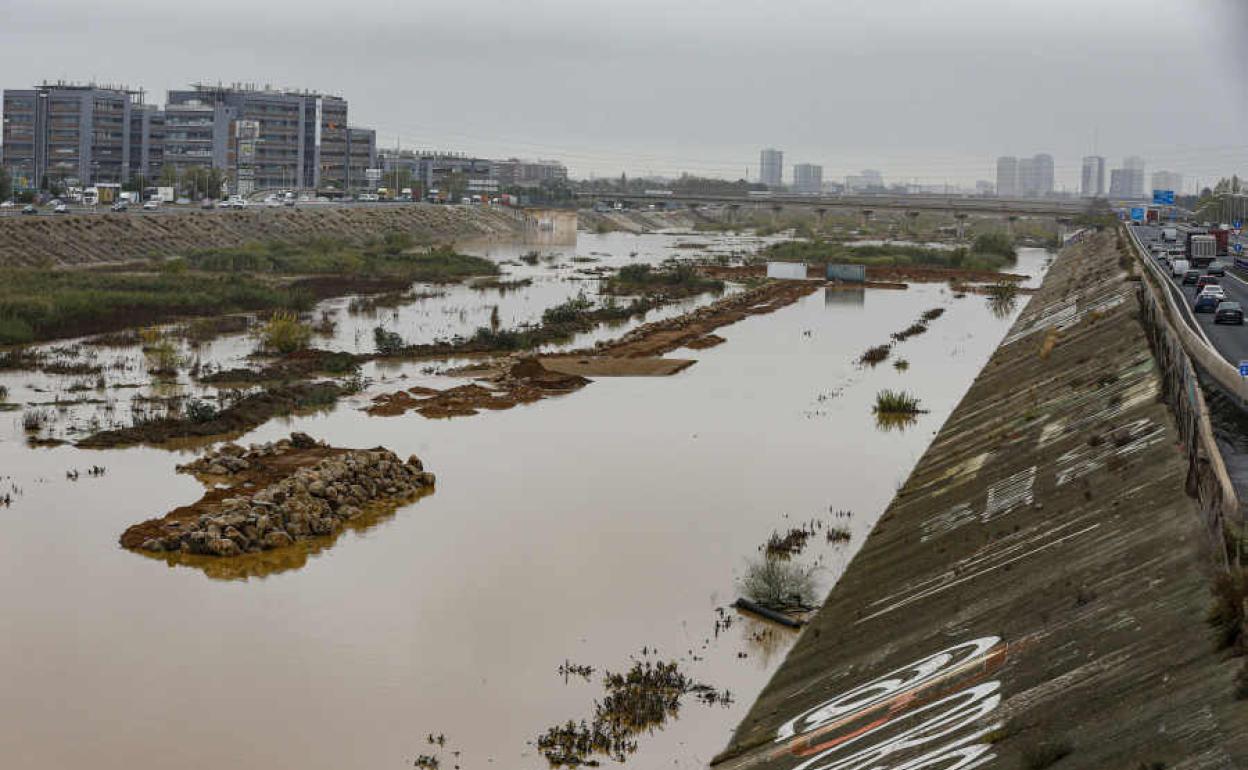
<box><xmin>4</xmin><ymin>0</ymin><xmax>1244</xmax><ymax>190</ymax></box>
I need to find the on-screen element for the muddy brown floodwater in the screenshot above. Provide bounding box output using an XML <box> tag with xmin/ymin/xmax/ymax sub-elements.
<box><xmin>0</xmin><ymin>230</ymin><xmax>1048</xmax><ymax>769</ymax></box>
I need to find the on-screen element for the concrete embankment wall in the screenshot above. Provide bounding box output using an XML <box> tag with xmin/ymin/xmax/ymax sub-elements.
<box><xmin>716</xmin><ymin>231</ymin><xmax>1248</xmax><ymax>768</ymax></box>
<box><xmin>0</xmin><ymin>205</ymin><xmax>536</xmax><ymax>267</ymax></box>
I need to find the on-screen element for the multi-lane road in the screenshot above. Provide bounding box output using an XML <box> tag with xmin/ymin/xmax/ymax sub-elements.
<box><xmin>1130</xmin><ymin>223</ymin><xmax>1248</xmax><ymax>365</ymax></box>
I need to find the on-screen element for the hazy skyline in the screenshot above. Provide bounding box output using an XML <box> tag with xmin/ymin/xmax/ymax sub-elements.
<box><xmin>4</xmin><ymin>0</ymin><xmax>1245</xmax><ymax>190</ymax></box>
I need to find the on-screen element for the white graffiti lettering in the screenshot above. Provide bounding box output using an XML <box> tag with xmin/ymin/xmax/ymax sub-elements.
<box><xmin>774</xmin><ymin>636</ymin><xmax>1000</xmax><ymax>743</ymax></box>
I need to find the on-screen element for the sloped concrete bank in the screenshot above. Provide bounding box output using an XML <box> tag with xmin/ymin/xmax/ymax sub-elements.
<box><xmin>0</xmin><ymin>204</ymin><xmax>529</xmax><ymax>267</ymax></box>
<box><xmin>715</xmin><ymin>231</ymin><xmax>1248</xmax><ymax>769</ymax></box>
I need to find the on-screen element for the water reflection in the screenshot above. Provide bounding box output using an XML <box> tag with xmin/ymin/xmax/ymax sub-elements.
<box><xmin>134</xmin><ymin>486</ymin><xmax>435</xmax><ymax>581</ymax></box>
<box><xmin>824</xmin><ymin>286</ymin><xmax>866</xmax><ymax>306</ymax></box>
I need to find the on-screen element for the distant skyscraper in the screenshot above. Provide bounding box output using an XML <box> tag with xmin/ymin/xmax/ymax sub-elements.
<box><xmin>1081</xmin><ymin>156</ymin><xmax>1106</xmax><ymax>197</ymax></box>
<box><xmin>1151</xmin><ymin>170</ymin><xmax>1183</xmax><ymax>196</ymax></box>
<box><xmin>996</xmin><ymin>156</ymin><xmax>1019</xmax><ymax>197</ymax></box>
<box><xmin>1032</xmin><ymin>154</ymin><xmax>1054</xmax><ymax>197</ymax></box>
<box><xmin>759</xmin><ymin>148</ymin><xmax>783</xmax><ymax>188</ymax></box>
<box><xmin>792</xmin><ymin>163</ymin><xmax>823</xmax><ymax>194</ymax></box>
<box><xmin>1123</xmin><ymin>155</ymin><xmax>1146</xmax><ymax>198</ymax></box>
<box><xmin>1109</xmin><ymin>168</ymin><xmax>1139</xmax><ymax>199</ymax></box>
<box><xmin>1018</xmin><ymin>157</ymin><xmax>1037</xmax><ymax>197</ymax></box>
<box><xmin>845</xmin><ymin>169</ymin><xmax>884</xmax><ymax>193</ymax></box>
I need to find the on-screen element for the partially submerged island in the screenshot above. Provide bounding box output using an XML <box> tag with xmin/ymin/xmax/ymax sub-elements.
<box><xmin>121</xmin><ymin>432</ymin><xmax>435</xmax><ymax>564</ymax></box>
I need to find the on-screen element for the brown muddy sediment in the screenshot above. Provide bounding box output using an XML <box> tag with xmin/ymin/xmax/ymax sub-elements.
<box><xmin>77</xmin><ymin>381</ymin><xmax>345</xmax><ymax>448</ymax></box>
<box><xmin>368</xmin><ymin>280</ymin><xmax>822</xmax><ymax>420</ymax></box>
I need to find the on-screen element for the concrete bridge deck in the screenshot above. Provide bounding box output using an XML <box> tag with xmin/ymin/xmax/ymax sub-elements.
<box><xmin>714</xmin><ymin>231</ymin><xmax>1248</xmax><ymax>768</ymax></box>
<box><xmin>577</xmin><ymin>192</ymin><xmax>1086</xmax><ymax>218</ymax></box>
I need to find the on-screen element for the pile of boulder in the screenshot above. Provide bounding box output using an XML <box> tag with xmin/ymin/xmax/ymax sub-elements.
<box><xmin>141</xmin><ymin>435</ymin><xmax>434</xmax><ymax>557</ymax></box>
<box><xmin>176</xmin><ymin>431</ymin><xmax>321</xmax><ymax>476</ymax></box>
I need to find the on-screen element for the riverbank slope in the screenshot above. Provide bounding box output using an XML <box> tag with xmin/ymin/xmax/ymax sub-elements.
<box><xmin>715</xmin><ymin>231</ymin><xmax>1248</xmax><ymax>768</ymax></box>
<box><xmin>0</xmin><ymin>204</ymin><xmax>529</xmax><ymax>267</ymax></box>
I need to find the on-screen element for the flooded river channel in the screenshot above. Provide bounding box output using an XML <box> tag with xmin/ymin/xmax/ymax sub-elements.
<box><xmin>0</xmin><ymin>230</ymin><xmax>1048</xmax><ymax>769</ymax></box>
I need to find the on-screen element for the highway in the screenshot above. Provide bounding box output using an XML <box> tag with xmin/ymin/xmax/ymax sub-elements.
<box><xmin>1130</xmin><ymin>223</ymin><xmax>1248</xmax><ymax>366</ymax></box>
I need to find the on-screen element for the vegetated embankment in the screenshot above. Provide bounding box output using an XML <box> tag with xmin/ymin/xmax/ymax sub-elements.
<box><xmin>0</xmin><ymin>204</ymin><xmax>527</xmax><ymax>267</ymax></box>
<box><xmin>714</xmin><ymin>231</ymin><xmax>1248</xmax><ymax>768</ymax></box>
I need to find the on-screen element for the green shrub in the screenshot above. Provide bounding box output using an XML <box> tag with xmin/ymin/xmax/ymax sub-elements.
<box><xmin>874</xmin><ymin>389</ymin><xmax>922</xmax><ymax>414</ymax></box>
<box><xmin>373</xmin><ymin>326</ymin><xmax>406</xmax><ymax>355</ymax></box>
<box><xmin>184</xmin><ymin>399</ymin><xmax>218</xmax><ymax>423</ymax></box>
<box><xmin>972</xmin><ymin>231</ymin><xmax>1017</xmax><ymax>260</ymax></box>
<box><xmin>258</xmin><ymin>312</ymin><xmax>312</xmax><ymax>354</ymax></box>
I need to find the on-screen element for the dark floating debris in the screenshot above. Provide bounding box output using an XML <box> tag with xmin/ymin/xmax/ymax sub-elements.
<box><xmin>559</xmin><ymin>660</ymin><xmax>595</xmax><ymax>683</ymax></box>
<box><xmin>733</xmin><ymin>597</ymin><xmax>805</xmax><ymax>629</ymax></box>
<box><xmin>535</xmin><ymin>659</ymin><xmax>731</xmax><ymax>767</ymax></box>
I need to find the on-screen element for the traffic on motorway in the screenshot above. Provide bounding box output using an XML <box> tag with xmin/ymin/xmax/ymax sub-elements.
<box><xmin>1132</xmin><ymin>222</ymin><xmax>1248</xmax><ymax>364</ymax></box>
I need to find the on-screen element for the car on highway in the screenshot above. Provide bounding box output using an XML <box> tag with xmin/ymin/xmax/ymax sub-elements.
<box><xmin>21</xmin><ymin>204</ymin><xmax>37</xmax><ymax>215</ymax></box>
<box><xmin>1182</xmin><ymin>269</ymin><xmax>1200</xmax><ymax>285</ymax></box>
<box><xmin>111</xmin><ymin>201</ymin><xmax>129</xmax><ymax>212</ymax></box>
<box><xmin>1215</xmin><ymin>301</ymin><xmax>1244</xmax><ymax>325</ymax></box>
<box><xmin>142</xmin><ymin>200</ymin><xmax>159</xmax><ymax>211</ymax></box>
<box><xmin>0</xmin><ymin>200</ymin><xmax>14</xmax><ymax>208</ymax></box>
<box><xmin>1205</xmin><ymin>261</ymin><xmax>1227</xmax><ymax>277</ymax></box>
<box><xmin>1194</xmin><ymin>293</ymin><xmax>1221</xmax><ymax>313</ymax></box>
<box><xmin>1195</xmin><ymin>275</ymin><xmax>1221</xmax><ymax>294</ymax></box>
<box><xmin>53</xmin><ymin>202</ymin><xmax>69</xmax><ymax>214</ymax></box>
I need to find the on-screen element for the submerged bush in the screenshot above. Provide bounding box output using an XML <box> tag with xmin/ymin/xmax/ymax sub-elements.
<box><xmin>740</xmin><ymin>555</ymin><xmax>818</xmax><ymax>610</ymax></box>
<box><xmin>258</xmin><ymin>312</ymin><xmax>312</xmax><ymax>354</ymax></box>
<box><xmin>373</xmin><ymin>326</ymin><xmax>406</xmax><ymax>356</ymax></box>
<box><xmin>973</xmin><ymin>231</ymin><xmax>1018</xmax><ymax>260</ymax></box>
<box><xmin>874</xmin><ymin>389</ymin><xmax>922</xmax><ymax>415</ymax></box>
<box><xmin>184</xmin><ymin>399</ymin><xmax>219</xmax><ymax>424</ymax></box>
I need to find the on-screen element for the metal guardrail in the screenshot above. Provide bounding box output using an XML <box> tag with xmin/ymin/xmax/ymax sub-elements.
<box><xmin>1126</xmin><ymin>224</ymin><xmax>1242</xmax><ymax>565</ymax></box>
<box><xmin>1127</xmin><ymin>225</ymin><xmax>1248</xmax><ymax>399</ymax></box>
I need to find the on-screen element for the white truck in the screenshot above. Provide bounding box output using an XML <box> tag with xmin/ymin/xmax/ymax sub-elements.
<box><xmin>1189</xmin><ymin>234</ymin><xmax>1217</xmax><ymax>267</ymax></box>
<box><xmin>1161</xmin><ymin>227</ymin><xmax>1178</xmax><ymax>242</ymax></box>
<box><xmin>1171</xmin><ymin>258</ymin><xmax>1190</xmax><ymax>277</ymax></box>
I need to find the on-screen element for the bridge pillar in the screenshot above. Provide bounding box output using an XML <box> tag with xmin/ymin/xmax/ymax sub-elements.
<box><xmin>1007</xmin><ymin>214</ymin><xmax>1019</xmax><ymax>235</ymax></box>
<box><xmin>726</xmin><ymin>203</ymin><xmax>740</xmax><ymax>225</ymax></box>
<box><xmin>954</xmin><ymin>213</ymin><xmax>969</xmax><ymax>240</ymax></box>
<box><xmin>906</xmin><ymin>211</ymin><xmax>920</xmax><ymax>235</ymax></box>
<box><xmin>815</xmin><ymin>207</ymin><xmax>828</xmax><ymax>230</ymax></box>
<box><xmin>771</xmin><ymin>204</ymin><xmax>783</xmax><ymax>226</ymax></box>
<box><xmin>861</xmin><ymin>209</ymin><xmax>874</xmax><ymax>230</ymax></box>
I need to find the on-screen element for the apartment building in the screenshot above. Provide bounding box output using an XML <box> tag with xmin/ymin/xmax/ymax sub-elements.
<box><xmin>2</xmin><ymin>82</ymin><xmax>146</xmax><ymax>189</ymax></box>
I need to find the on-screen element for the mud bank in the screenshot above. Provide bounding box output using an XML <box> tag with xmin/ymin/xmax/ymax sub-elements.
<box><xmin>0</xmin><ymin>204</ymin><xmax>527</xmax><ymax>267</ymax></box>
<box><xmin>368</xmin><ymin>280</ymin><xmax>820</xmax><ymax>420</ymax></box>
<box><xmin>121</xmin><ymin>432</ymin><xmax>434</xmax><ymax>560</ymax></box>
<box><xmin>702</xmin><ymin>263</ymin><xmax>1028</xmax><ymax>285</ymax></box>
<box><xmin>716</xmin><ymin>232</ymin><xmax>1248</xmax><ymax>768</ymax></box>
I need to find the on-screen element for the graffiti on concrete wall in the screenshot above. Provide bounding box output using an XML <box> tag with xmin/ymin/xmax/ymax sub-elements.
<box><xmin>770</xmin><ymin>636</ymin><xmax>1007</xmax><ymax>770</ymax></box>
